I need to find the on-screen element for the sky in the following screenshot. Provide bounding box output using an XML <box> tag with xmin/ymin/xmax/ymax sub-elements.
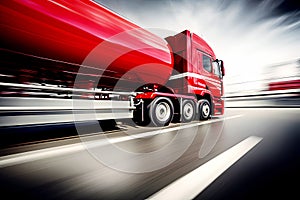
<box><xmin>95</xmin><ymin>0</ymin><xmax>300</xmax><ymax>93</ymax></box>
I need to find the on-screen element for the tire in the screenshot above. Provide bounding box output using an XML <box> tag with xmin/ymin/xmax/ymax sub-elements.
<box><xmin>199</xmin><ymin>99</ymin><xmax>211</xmax><ymax>120</ymax></box>
<box><xmin>149</xmin><ymin>97</ymin><xmax>174</xmax><ymax>126</ymax></box>
<box><xmin>182</xmin><ymin>100</ymin><xmax>196</xmax><ymax>123</ymax></box>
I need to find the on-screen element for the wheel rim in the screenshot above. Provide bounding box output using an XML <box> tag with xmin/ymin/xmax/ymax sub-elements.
<box><xmin>202</xmin><ymin>103</ymin><xmax>210</xmax><ymax>118</ymax></box>
<box><xmin>183</xmin><ymin>102</ymin><xmax>194</xmax><ymax>121</ymax></box>
<box><xmin>155</xmin><ymin>102</ymin><xmax>171</xmax><ymax>122</ymax></box>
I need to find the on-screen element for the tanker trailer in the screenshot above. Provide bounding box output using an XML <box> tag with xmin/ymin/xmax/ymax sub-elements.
<box><xmin>0</xmin><ymin>0</ymin><xmax>173</xmax><ymax>88</ymax></box>
<box><xmin>0</xmin><ymin>0</ymin><xmax>225</xmax><ymax>127</ymax></box>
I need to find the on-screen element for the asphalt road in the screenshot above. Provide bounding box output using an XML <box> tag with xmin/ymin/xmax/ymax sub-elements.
<box><xmin>0</xmin><ymin>108</ymin><xmax>299</xmax><ymax>200</ymax></box>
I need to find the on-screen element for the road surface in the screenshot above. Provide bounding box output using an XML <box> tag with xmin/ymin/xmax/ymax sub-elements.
<box><xmin>0</xmin><ymin>108</ymin><xmax>299</xmax><ymax>200</ymax></box>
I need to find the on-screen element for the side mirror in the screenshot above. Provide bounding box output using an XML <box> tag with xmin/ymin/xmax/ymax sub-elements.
<box><xmin>220</xmin><ymin>60</ymin><xmax>225</xmax><ymax>77</ymax></box>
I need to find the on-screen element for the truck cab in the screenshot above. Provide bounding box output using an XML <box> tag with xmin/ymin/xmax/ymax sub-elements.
<box><xmin>166</xmin><ymin>30</ymin><xmax>225</xmax><ymax>116</ymax></box>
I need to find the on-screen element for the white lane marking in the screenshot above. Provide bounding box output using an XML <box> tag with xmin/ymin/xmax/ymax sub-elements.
<box><xmin>0</xmin><ymin>115</ymin><xmax>243</xmax><ymax>168</ymax></box>
<box><xmin>147</xmin><ymin>136</ymin><xmax>262</xmax><ymax>200</ymax></box>
<box><xmin>109</xmin><ymin>115</ymin><xmax>243</xmax><ymax>142</ymax></box>
<box><xmin>0</xmin><ymin>144</ymin><xmax>85</xmax><ymax>168</ymax></box>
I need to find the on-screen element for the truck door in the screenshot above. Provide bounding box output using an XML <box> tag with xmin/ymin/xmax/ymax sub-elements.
<box><xmin>211</xmin><ymin>59</ymin><xmax>222</xmax><ymax>98</ymax></box>
<box><xmin>202</xmin><ymin>54</ymin><xmax>222</xmax><ymax>98</ymax></box>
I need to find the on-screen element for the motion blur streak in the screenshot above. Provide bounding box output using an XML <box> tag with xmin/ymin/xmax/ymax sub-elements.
<box><xmin>0</xmin><ymin>115</ymin><xmax>242</xmax><ymax>168</ymax></box>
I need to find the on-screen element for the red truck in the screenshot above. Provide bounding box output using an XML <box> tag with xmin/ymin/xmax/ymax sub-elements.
<box><xmin>0</xmin><ymin>0</ymin><xmax>225</xmax><ymax>127</ymax></box>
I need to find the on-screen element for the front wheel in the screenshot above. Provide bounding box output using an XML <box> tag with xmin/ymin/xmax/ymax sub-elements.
<box><xmin>198</xmin><ymin>99</ymin><xmax>211</xmax><ymax>120</ymax></box>
<box><xmin>149</xmin><ymin>97</ymin><xmax>174</xmax><ymax>127</ymax></box>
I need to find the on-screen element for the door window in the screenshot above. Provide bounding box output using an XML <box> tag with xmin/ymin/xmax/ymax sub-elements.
<box><xmin>203</xmin><ymin>55</ymin><xmax>212</xmax><ymax>73</ymax></box>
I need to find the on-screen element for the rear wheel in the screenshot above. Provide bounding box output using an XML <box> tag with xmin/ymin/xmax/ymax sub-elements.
<box><xmin>199</xmin><ymin>99</ymin><xmax>211</xmax><ymax>120</ymax></box>
<box><xmin>149</xmin><ymin>97</ymin><xmax>174</xmax><ymax>126</ymax></box>
<box><xmin>182</xmin><ymin>100</ymin><xmax>196</xmax><ymax>123</ymax></box>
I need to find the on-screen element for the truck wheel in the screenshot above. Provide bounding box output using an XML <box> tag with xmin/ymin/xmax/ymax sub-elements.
<box><xmin>182</xmin><ymin>100</ymin><xmax>195</xmax><ymax>123</ymax></box>
<box><xmin>199</xmin><ymin>99</ymin><xmax>211</xmax><ymax>120</ymax></box>
<box><xmin>149</xmin><ymin>97</ymin><xmax>174</xmax><ymax>126</ymax></box>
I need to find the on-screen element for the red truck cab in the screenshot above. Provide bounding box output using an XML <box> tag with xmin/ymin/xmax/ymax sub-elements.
<box><xmin>166</xmin><ymin>30</ymin><xmax>225</xmax><ymax>116</ymax></box>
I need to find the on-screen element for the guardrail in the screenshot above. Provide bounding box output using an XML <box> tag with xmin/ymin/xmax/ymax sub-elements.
<box><xmin>0</xmin><ymin>82</ymin><xmax>139</xmax><ymax>127</ymax></box>
<box><xmin>0</xmin><ymin>96</ymin><xmax>135</xmax><ymax>127</ymax></box>
<box><xmin>224</xmin><ymin>89</ymin><xmax>300</xmax><ymax>108</ymax></box>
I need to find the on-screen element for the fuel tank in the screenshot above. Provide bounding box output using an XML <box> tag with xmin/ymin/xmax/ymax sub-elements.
<box><xmin>0</xmin><ymin>0</ymin><xmax>174</xmax><ymax>89</ymax></box>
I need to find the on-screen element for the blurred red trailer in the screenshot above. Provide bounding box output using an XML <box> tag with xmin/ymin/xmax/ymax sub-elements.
<box><xmin>266</xmin><ymin>59</ymin><xmax>300</xmax><ymax>91</ymax></box>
